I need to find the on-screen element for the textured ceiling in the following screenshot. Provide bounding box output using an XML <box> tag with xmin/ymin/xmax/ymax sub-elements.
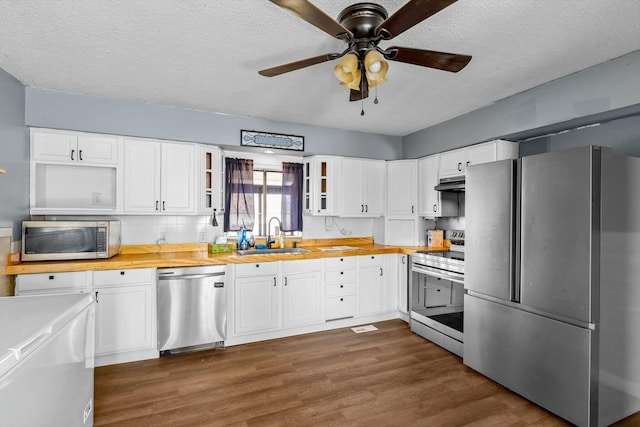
<box><xmin>0</xmin><ymin>1</ymin><xmax>639</xmax><ymax>136</ymax></box>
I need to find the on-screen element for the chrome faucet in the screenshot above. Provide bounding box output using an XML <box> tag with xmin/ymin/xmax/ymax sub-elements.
<box><xmin>267</xmin><ymin>216</ymin><xmax>282</xmax><ymax>249</ymax></box>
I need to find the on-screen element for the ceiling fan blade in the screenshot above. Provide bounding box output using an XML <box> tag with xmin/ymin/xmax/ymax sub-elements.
<box><xmin>376</xmin><ymin>0</ymin><xmax>459</xmax><ymax>39</ymax></box>
<box><xmin>349</xmin><ymin>77</ymin><xmax>369</xmax><ymax>102</ymax></box>
<box><xmin>386</xmin><ymin>46</ymin><xmax>471</xmax><ymax>72</ymax></box>
<box><xmin>268</xmin><ymin>0</ymin><xmax>353</xmax><ymax>40</ymax></box>
<box><xmin>259</xmin><ymin>53</ymin><xmax>341</xmax><ymax>77</ymax></box>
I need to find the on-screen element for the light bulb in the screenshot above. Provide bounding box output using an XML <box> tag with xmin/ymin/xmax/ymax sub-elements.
<box><xmin>368</xmin><ymin>61</ymin><xmax>381</xmax><ymax>73</ymax></box>
<box><xmin>343</xmin><ymin>66</ymin><xmax>351</xmax><ymax>73</ymax></box>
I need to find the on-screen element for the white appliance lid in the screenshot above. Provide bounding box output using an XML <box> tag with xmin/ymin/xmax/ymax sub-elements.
<box><xmin>0</xmin><ymin>294</ymin><xmax>93</xmax><ymax>378</ymax></box>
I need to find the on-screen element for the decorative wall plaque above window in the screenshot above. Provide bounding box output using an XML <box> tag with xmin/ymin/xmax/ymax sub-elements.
<box><xmin>241</xmin><ymin>130</ymin><xmax>304</xmax><ymax>152</ymax></box>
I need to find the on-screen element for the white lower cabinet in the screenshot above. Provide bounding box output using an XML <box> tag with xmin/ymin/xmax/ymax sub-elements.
<box><xmin>234</xmin><ymin>262</ymin><xmax>280</xmax><ymax>335</ymax></box>
<box><xmin>282</xmin><ymin>260</ymin><xmax>322</xmax><ymax>328</ymax></box>
<box><xmin>93</xmin><ymin>268</ymin><xmax>157</xmax><ymax>366</ymax></box>
<box><xmin>397</xmin><ymin>254</ymin><xmax>409</xmax><ymax>314</ymax></box>
<box><xmin>358</xmin><ymin>255</ymin><xmax>386</xmax><ymax>316</ymax></box>
<box><xmin>323</xmin><ymin>256</ymin><xmax>357</xmax><ymax>320</ymax></box>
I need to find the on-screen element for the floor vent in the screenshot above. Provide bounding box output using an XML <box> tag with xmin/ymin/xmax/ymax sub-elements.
<box><xmin>351</xmin><ymin>325</ymin><xmax>378</xmax><ymax>333</ymax></box>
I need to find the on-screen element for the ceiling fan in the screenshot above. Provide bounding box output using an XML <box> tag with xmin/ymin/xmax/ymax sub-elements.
<box><xmin>259</xmin><ymin>0</ymin><xmax>472</xmax><ymax>104</ymax></box>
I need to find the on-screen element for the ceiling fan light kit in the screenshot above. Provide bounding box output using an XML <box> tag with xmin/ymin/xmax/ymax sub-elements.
<box><xmin>334</xmin><ymin>53</ymin><xmax>362</xmax><ymax>90</ymax></box>
<box><xmin>262</xmin><ymin>0</ymin><xmax>472</xmax><ymax>108</ymax></box>
<box><xmin>363</xmin><ymin>50</ymin><xmax>388</xmax><ymax>87</ymax></box>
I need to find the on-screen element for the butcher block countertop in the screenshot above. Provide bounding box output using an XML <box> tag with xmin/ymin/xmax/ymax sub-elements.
<box><xmin>6</xmin><ymin>237</ymin><xmax>448</xmax><ymax>275</ymax></box>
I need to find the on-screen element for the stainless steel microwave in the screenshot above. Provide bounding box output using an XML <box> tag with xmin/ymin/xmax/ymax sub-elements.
<box><xmin>22</xmin><ymin>220</ymin><xmax>121</xmax><ymax>261</ymax></box>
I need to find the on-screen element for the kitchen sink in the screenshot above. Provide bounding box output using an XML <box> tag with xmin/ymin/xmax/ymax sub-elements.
<box><xmin>236</xmin><ymin>248</ymin><xmax>312</xmax><ymax>256</ymax></box>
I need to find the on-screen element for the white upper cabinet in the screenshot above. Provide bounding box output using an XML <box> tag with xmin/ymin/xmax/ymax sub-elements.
<box><xmin>465</xmin><ymin>143</ymin><xmax>497</xmax><ymax>167</ymax></box>
<box><xmin>32</xmin><ymin>129</ymin><xmax>119</xmax><ymax>165</ymax></box>
<box><xmin>124</xmin><ymin>138</ymin><xmax>196</xmax><ymax>214</ymax></box>
<box><xmin>438</xmin><ymin>149</ymin><xmax>465</xmax><ymax>179</ymax></box>
<box><xmin>303</xmin><ymin>156</ymin><xmax>341</xmax><ymax>216</ymax></box>
<box><xmin>439</xmin><ymin>140</ymin><xmax>518</xmax><ymax>179</ymax></box>
<box><xmin>198</xmin><ymin>145</ymin><xmax>224</xmax><ymax>215</ymax></box>
<box><xmin>419</xmin><ymin>154</ymin><xmax>456</xmax><ymax>218</ymax></box>
<box><xmin>161</xmin><ymin>142</ymin><xmax>196</xmax><ymax>213</ymax></box>
<box><xmin>386</xmin><ymin>159</ymin><xmax>417</xmax><ymax>216</ymax></box>
<box><xmin>341</xmin><ymin>158</ymin><xmax>385</xmax><ymax>217</ymax></box>
<box><xmin>29</xmin><ymin>129</ymin><xmax>121</xmax><ymax>214</ymax></box>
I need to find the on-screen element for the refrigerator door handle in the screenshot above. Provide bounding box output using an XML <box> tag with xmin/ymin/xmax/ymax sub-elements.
<box><xmin>511</xmin><ymin>159</ymin><xmax>521</xmax><ymax>303</ymax></box>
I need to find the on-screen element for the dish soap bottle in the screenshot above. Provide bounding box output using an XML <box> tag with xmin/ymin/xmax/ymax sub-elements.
<box><xmin>279</xmin><ymin>231</ymin><xmax>286</xmax><ymax>249</ymax></box>
<box><xmin>239</xmin><ymin>229</ymin><xmax>249</xmax><ymax>250</ymax></box>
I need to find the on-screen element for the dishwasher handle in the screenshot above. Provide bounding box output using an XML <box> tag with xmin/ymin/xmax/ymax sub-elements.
<box><xmin>158</xmin><ymin>272</ymin><xmax>225</xmax><ymax>281</ymax></box>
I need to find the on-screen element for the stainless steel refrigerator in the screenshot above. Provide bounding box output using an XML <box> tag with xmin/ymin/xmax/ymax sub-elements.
<box><xmin>464</xmin><ymin>146</ymin><xmax>640</xmax><ymax>427</ymax></box>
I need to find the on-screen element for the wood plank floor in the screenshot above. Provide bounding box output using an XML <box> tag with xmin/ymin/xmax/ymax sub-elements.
<box><xmin>95</xmin><ymin>320</ymin><xmax>640</xmax><ymax>426</ymax></box>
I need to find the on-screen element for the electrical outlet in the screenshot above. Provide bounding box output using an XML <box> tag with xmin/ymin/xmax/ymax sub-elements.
<box><xmin>199</xmin><ymin>232</ymin><xmax>206</xmax><ymax>242</ymax></box>
<box><xmin>92</xmin><ymin>192</ymin><xmax>101</xmax><ymax>205</ymax></box>
<box><xmin>83</xmin><ymin>398</ymin><xmax>93</xmax><ymax>424</ymax></box>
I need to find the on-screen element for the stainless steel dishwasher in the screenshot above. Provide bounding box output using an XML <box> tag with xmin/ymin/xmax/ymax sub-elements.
<box><xmin>157</xmin><ymin>265</ymin><xmax>226</xmax><ymax>354</ymax></box>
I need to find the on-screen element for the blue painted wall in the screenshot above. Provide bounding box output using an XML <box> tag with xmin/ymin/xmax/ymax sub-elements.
<box><xmin>24</xmin><ymin>88</ymin><xmax>403</xmax><ymax>160</ymax></box>
<box><xmin>0</xmin><ymin>68</ymin><xmax>29</xmax><ymax>240</ymax></box>
<box><xmin>403</xmin><ymin>50</ymin><xmax>640</xmax><ymax>158</ymax></box>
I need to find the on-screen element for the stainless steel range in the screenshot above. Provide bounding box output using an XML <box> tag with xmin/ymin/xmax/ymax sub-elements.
<box><xmin>410</xmin><ymin>230</ymin><xmax>465</xmax><ymax>357</ymax></box>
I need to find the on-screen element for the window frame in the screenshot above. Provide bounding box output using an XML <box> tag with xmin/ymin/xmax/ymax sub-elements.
<box><xmin>224</xmin><ymin>151</ymin><xmax>303</xmax><ymax>239</ymax></box>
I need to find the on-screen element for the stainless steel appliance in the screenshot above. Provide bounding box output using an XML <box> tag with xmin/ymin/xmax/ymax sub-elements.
<box><xmin>157</xmin><ymin>265</ymin><xmax>227</xmax><ymax>354</ymax></box>
<box><xmin>464</xmin><ymin>146</ymin><xmax>640</xmax><ymax>426</ymax></box>
<box><xmin>22</xmin><ymin>220</ymin><xmax>120</xmax><ymax>261</ymax></box>
<box><xmin>410</xmin><ymin>230</ymin><xmax>465</xmax><ymax>357</ymax></box>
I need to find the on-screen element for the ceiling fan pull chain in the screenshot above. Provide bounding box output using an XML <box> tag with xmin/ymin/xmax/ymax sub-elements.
<box><xmin>361</xmin><ymin>92</ymin><xmax>365</xmax><ymax>116</ymax></box>
<box><xmin>374</xmin><ymin>86</ymin><xmax>379</xmax><ymax>105</ymax></box>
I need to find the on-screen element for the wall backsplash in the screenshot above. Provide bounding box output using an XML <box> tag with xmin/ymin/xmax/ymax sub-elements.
<box><xmin>45</xmin><ymin>214</ymin><xmax>380</xmax><ymax>245</ymax></box>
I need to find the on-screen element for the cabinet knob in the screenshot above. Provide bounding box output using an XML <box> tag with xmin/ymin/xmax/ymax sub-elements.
<box><xmin>340</xmin><ymin>271</ymin><xmax>344</xmax><ymax>275</ymax></box>
<box><xmin>273</xmin><ymin>277</ymin><xmax>276</xmax><ymax>287</ymax></box>
<box><xmin>95</xmin><ymin>291</ymin><xmax>99</xmax><ymax>303</ymax></box>
<box><xmin>120</xmin><ymin>271</ymin><xmax>125</xmax><ymax>275</ymax></box>
<box><xmin>340</xmin><ymin>285</ymin><xmax>344</xmax><ymax>288</ymax></box>
<box><xmin>256</xmin><ymin>264</ymin><xmax>260</xmax><ymax>268</ymax></box>
<box><xmin>433</xmin><ymin>204</ymin><xmax>437</xmax><ymax>212</ymax></box>
<box><xmin>48</xmin><ymin>275</ymin><xmax>55</xmax><ymax>280</ymax></box>
<box><xmin>340</xmin><ymin>298</ymin><xmax>344</xmax><ymax>302</ymax></box>
<box><xmin>457</xmin><ymin>162</ymin><xmax>463</xmax><ymax>171</ymax></box>
<box><xmin>79</xmin><ymin>150</ymin><xmax>83</xmax><ymax>161</ymax></box>
<box><xmin>70</xmin><ymin>149</ymin><xmax>75</xmax><ymax>161</ymax></box>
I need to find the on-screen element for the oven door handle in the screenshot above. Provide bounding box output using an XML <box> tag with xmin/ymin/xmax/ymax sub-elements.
<box><xmin>412</xmin><ymin>264</ymin><xmax>464</xmax><ymax>284</ymax></box>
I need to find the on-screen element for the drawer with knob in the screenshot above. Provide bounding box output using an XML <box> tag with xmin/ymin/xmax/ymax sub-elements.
<box><xmin>235</xmin><ymin>261</ymin><xmax>279</xmax><ymax>278</ymax></box>
<box><xmin>324</xmin><ymin>269</ymin><xmax>357</xmax><ymax>283</ymax></box>
<box><xmin>324</xmin><ymin>256</ymin><xmax>357</xmax><ymax>270</ymax></box>
<box><xmin>325</xmin><ymin>282</ymin><xmax>356</xmax><ymax>297</ymax></box>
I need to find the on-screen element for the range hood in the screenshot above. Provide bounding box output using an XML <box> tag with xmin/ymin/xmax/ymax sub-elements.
<box><xmin>434</xmin><ymin>176</ymin><xmax>465</xmax><ymax>192</ymax></box>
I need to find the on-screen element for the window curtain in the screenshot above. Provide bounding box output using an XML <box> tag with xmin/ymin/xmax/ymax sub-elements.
<box><xmin>224</xmin><ymin>158</ymin><xmax>255</xmax><ymax>231</ymax></box>
<box><xmin>281</xmin><ymin>162</ymin><xmax>303</xmax><ymax>232</ymax></box>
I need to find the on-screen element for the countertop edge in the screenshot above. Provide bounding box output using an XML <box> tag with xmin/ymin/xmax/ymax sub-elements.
<box><xmin>6</xmin><ymin>245</ymin><xmax>448</xmax><ymax>275</ymax></box>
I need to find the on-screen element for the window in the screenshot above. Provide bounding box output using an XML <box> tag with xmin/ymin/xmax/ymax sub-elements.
<box><xmin>224</xmin><ymin>156</ymin><xmax>303</xmax><ymax>238</ymax></box>
<box><xmin>253</xmin><ymin>169</ymin><xmax>285</xmax><ymax>237</ymax></box>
